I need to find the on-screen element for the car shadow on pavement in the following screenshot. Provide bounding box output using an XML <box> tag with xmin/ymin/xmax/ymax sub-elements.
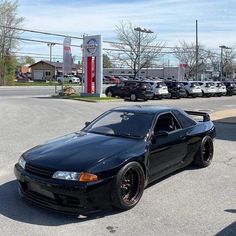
<box><xmin>213</xmin><ymin>121</ymin><xmax>236</xmax><ymax>142</ymax></box>
<box><xmin>215</xmin><ymin>221</ymin><xmax>236</xmax><ymax>236</ymax></box>
<box><xmin>0</xmin><ymin>180</ymin><xmax>122</xmax><ymax>226</ymax></box>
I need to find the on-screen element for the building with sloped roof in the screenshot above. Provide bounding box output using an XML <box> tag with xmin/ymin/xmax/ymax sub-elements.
<box><xmin>30</xmin><ymin>60</ymin><xmax>81</xmax><ymax>81</ymax></box>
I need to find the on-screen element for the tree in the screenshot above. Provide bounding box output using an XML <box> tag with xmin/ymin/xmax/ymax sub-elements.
<box><xmin>0</xmin><ymin>0</ymin><xmax>24</xmax><ymax>85</ymax></box>
<box><xmin>103</xmin><ymin>54</ymin><xmax>112</xmax><ymax>68</ymax></box>
<box><xmin>112</xmin><ymin>21</ymin><xmax>164</xmax><ymax>78</ymax></box>
<box><xmin>18</xmin><ymin>55</ymin><xmax>35</xmax><ymax>66</ymax></box>
<box><xmin>222</xmin><ymin>48</ymin><xmax>236</xmax><ymax>79</ymax></box>
<box><xmin>173</xmin><ymin>41</ymin><xmax>209</xmax><ymax>78</ymax></box>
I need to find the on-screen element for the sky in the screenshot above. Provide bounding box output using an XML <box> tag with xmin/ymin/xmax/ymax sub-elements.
<box><xmin>17</xmin><ymin>0</ymin><xmax>236</xmax><ymax>65</ymax></box>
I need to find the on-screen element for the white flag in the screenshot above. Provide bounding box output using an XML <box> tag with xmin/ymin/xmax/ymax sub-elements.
<box><xmin>63</xmin><ymin>37</ymin><xmax>72</xmax><ymax>75</ymax></box>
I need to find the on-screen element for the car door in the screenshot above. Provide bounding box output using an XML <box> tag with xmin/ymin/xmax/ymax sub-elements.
<box><xmin>114</xmin><ymin>83</ymin><xmax>124</xmax><ymax>96</ymax></box>
<box><xmin>148</xmin><ymin>112</ymin><xmax>188</xmax><ymax>179</ymax></box>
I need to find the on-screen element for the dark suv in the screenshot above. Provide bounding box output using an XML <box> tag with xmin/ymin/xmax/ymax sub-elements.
<box><xmin>105</xmin><ymin>80</ymin><xmax>153</xmax><ymax>101</ymax></box>
<box><xmin>105</xmin><ymin>83</ymin><xmax>124</xmax><ymax>97</ymax></box>
<box><xmin>164</xmin><ymin>81</ymin><xmax>187</xmax><ymax>98</ymax></box>
<box><xmin>122</xmin><ymin>80</ymin><xmax>154</xmax><ymax>101</ymax></box>
<box><xmin>223</xmin><ymin>81</ymin><xmax>236</xmax><ymax>96</ymax></box>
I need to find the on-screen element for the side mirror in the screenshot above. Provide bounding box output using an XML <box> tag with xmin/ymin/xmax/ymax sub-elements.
<box><xmin>85</xmin><ymin>121</ymin><xmax>91</xmax><ymax>127</ymax></box>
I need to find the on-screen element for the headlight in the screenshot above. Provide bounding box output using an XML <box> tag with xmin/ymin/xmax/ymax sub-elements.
<box><xmin>52</xmin><ymin>171</ymin><xmax>98</xmax><ymax>182</ymax></box>
<box><xmin>52</xmin><ymin>171</ymin><xmax>80</xmax><ymax>181</ymax></box>
<box><xmin>18</xmin><ymin>156</ymin><xmax>26</xmax><ymax>169</ymax></box>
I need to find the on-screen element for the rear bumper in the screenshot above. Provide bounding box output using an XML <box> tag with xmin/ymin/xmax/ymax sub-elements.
<box><xmin>14</xmin><ymin>164</ymin><xmax>113</xmax><ymax>214</ymax></box>
<box><xmin>138</xmin><ymin>92</ymin><xmax>154</xmax><ymax>100</ymax></box>
<box><xmin>170</xmin><ymin>91</ymin><xmax>187</xmax><ymax>98</ymax></box>
<box><xmin>189</xmin><ymin>91</ymin><xmax>202</xmax><ymax>97</ymax></box>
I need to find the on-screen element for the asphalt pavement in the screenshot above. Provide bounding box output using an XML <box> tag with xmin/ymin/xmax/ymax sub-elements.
<box><xmin>0</xmin><ymin>91</ymin><xmax>235</xmax><ymax>236</ymax></box>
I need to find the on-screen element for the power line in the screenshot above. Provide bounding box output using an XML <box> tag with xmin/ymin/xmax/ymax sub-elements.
<box><xmin>0</xmin><ymin>25</ymin><xmax>175</xmax><ymax>49</ymax></box>
<box><xmin>0</xmin><ymin>25</ymin><xmax>83</xmax><ymax>40</ymax></box>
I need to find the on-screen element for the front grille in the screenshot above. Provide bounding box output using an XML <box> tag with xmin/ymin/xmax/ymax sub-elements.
<box><xmin>20</xmin><ymin>187</ymin><xmax>83</xmax><ymax>211</ymax></box>
<box><xmin>25</xmin><ymin>163</ymin><xmax>55</xmax><ymax>178</ymax></box>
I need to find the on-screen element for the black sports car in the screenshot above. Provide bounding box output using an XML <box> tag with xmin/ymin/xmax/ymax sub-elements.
<box><xmin>14</xmin><ymin>106</ymin><xmax>216</xmax><ymax>213</ymax></box>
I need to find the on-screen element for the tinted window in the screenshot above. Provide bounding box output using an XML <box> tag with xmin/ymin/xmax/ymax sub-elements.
<box><xmin>84</xmin><ymin>111</ymin><xmax>154</xmax><ymax>138</ymax></box>
<box><xmin>154</xmin><ymin>113</ymin><xmax>181</xmax><ymax>133</ymax></box>
<box><xmin>173</xmin><ymin>110</ymin><xmax>196</xmax><ymax>128</ymax></box>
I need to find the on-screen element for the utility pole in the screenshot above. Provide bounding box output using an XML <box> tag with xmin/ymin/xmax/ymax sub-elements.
<box><xmin>219</xmin><ymin>45</ymin><xmax>231</xmax><ymax>81</ymax></box>
<box><xmin>134</xmin><ymin>27</ymin><xmax>153</xmax><ymax>79</ymax></box>
<box><xmin>47</xmin><ymin>43</ymin><xmax>55</xmax><ymax>63</ymax></box>
<box><xmin>195</xmin><ymin>20</ymin><xmax>198</xmax><ymax>81</ymax></box>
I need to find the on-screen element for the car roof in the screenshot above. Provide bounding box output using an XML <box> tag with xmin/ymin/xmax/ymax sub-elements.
<box><xmin>111</xmin><ymin>105</ymin><xmax>177</xmax><ymax>114</ymax></box>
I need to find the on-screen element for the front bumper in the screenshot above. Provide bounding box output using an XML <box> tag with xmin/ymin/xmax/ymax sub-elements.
<box><xmin>14</xmin><ymin>164</ymin><xmax>113</xmax><ymax>214</ymax></box>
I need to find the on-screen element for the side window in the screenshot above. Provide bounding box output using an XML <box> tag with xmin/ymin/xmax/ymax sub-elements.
<box><xmin>154</xmin><ymin>113</ymin><xmax>181</xmax><ymax>133</ymax></box>
<box><xmin>173</xmin><ymin>110</ymin><xmax>196</xmax><ymax>128</ymax></box>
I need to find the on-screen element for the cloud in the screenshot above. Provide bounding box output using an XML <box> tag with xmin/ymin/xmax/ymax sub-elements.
<box><xmin>17</xmin><ymin>0</ymin><xmax>236</xmax><ymax>62</ymax></box>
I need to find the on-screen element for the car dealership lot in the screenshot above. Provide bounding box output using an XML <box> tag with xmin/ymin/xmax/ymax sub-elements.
<box><xmin>0</xmin><ymin>95</ymin><xmax>235</xmax><ymax>236</ymax></box>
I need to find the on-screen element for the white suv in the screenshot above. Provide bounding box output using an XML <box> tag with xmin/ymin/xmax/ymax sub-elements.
<box><xmin>213</xmin><ymin>81</ymin><xmax>227</xmax><ymax>96</ymax></box>
<box><xmin>182</xmin><ymin>81</ymin><xmax>202</xmax><ymax>97</ymax></box>
<box><xmin>57</xmin><ymin>75</ymin><xmax>81</xmax><ymax>84</ymax></box>
<box><xmin>148</xmin><ymin>81</ymin><xmax>169</xmax><ymax>99</ymax></box>
<box><xmin>199</xmin><ymin>82</ymin><xmax>216</xmax><ymax>97</ymax></box>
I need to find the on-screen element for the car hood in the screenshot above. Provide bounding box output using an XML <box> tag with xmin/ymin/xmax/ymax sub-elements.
<box><xmin>23</xmin><ymin>132</ymin><xmax>143</xmax><ymax>172</ymax></box>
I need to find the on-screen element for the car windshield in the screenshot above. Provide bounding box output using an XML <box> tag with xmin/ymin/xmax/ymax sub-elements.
<box><xmin>83</xmin><ymin>111</ymin><xmax>154</xmax><ymax>139</ymax></box>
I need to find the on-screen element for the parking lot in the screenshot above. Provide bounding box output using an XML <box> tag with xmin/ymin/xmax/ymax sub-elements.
<box><xmin>0</xmin><ymin>93</ymin><xmax>235</xmax><ymax>236</ymax></box>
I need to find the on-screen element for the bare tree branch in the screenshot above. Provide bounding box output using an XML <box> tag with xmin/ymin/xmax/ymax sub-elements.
<box><xmin>112</xmin><ymin>21</ymin><xmax>165</xmax><ymax>78</ymax></box>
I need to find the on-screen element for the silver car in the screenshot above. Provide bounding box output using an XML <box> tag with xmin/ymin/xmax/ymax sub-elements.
<box><xmin>213</xmin><ymin>82</ymin><xmax>227</xmax><ymax>96</ymax></box>
<box><xmin>199</xmin><ymin>82</ymin><xmax>216</xmax><ymax>97</ymax></box>
<box><xmin>182</xmin><ymin>81</ymin><xmax>202</xmax><ymax>97</ymax></box>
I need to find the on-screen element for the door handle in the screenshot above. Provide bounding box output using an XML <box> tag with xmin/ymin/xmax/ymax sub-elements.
<box><xmin>180</xmin><ymin>135</ymin><xmax>187</xmax><ymax>140</ymax></box>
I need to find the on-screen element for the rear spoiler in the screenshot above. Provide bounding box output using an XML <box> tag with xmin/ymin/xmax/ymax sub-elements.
<box><xmin>185</xmin><ymin>110</ymin><xmax>210</xmax><ymax>122</ymax></box>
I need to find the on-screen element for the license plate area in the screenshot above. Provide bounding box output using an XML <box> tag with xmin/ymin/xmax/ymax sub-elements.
<box><xmin>28</xmin><ymin>182</ymin><xmax>55</xmax><ymax>199</ymax></box>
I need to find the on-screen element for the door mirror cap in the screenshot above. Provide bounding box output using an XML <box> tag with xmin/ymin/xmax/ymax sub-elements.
<box><xmin>85</xmin><ymin>121</ymin><xmax>91</xmax><ymax>127</ymax></box>
<box><xmin>155</xmin><ymin>130</ymin><xmax>169</xmax><ymax>137</ymax></box>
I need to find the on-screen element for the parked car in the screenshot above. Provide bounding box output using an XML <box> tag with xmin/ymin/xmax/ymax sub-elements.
<box><xmin>164</xmin><ymin>81</ymin><xmax>187</xmax><ymax>98</ymax></box>
<box><xmin>148</xmin><ymin>80</ymin><xmax>169</xmax><ymax>99</ymax></box>
<box><xmin>223</xmin><ymin>81</ymin><xmax>236</xmax><ymax>96</ymax></box>
<box><xmin>14</xmin><ymin>106</ymin><xmax>215</xmax><ymax>213</ymax></box>
<box><xmin>198</xmin><ymin>82</ymin><xmax>216</xmax><ymax>97</ymax></box>
<box><xmin>182</xmin><ymin>81</ymin><xmax>202</xmax><ymax>97</ymax></box>
<box><xmin>103</xmin><ymin>75</ymin><xmax>120</xmax><ymax>84</ymax></box>
<box><xmin>57</xmin><ymin>75</ymin><xmax>80</xmax><ymax>84</ymax></box>
<box><xmin>105</xmin><ymin>83</ymin><xmax>125</xmax><ymax>97</ymax></box>
<box><xmin>120</xmin><ymin>80</ymin><xmax>154</xmax><ymax>101</ymax></box>
<box><xmin>213</xmin><ymin>82</ymin><xmax>227</xmax><ymax>96</ymax></box>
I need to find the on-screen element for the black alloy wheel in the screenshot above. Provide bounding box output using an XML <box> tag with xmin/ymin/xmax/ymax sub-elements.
<box><xmin>111</xmin><ymin>162</ymin><xmax>145</xmax><ymax>210</ymax></box>
<box><xmin>130</xmin><ymin>93</ymin><xmax>137</xmax><ymax>101</ymax></box>
<box><xmin>194</xmin><ymin>136</ymin><xmax>214</xmax><ymax>167</ymax></box>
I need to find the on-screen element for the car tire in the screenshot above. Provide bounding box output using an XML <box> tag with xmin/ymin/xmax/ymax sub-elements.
<box><xmin>111</xmin><ymin>162</ymin><xmax>145</xmax><ymax>210</ymax></box>
<box><xmin>130</xmin><ymin>93</ymin><xmax>137</xmax><ymax>101</ymax></box>
<box><xmin>194</xmin><ymin>136</ymin><xmax>214</xmax><ymax>167</ymax></box>
<box><xmin>107</xmin><ymin>91</ymin><xmax>114</xmax><ymax>97</ymax></box>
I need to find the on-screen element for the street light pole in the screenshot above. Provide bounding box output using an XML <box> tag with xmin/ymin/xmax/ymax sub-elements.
<box><xmin>219</xmin><ymin>45</ymin><xmax>231</xmax><ymax>81</ymax></box>
<box><xmin>134</xmin><ymin>27</ymin><xmax>153</xmax><ymax>79</ymax></box>
<box><xmin>47</xmin><ymin>43</ymin><xmax>56</xmax><ymax>63</ymax></box>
